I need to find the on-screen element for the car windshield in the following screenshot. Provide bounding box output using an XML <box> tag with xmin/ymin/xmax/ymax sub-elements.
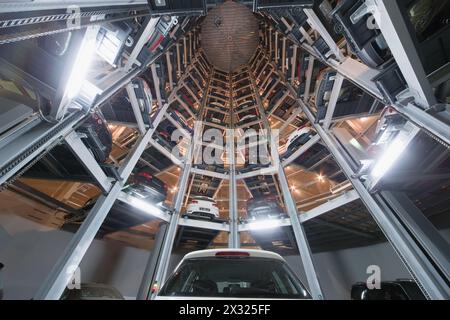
<box><xmin>159</xmin><ymin>257</ymin><xmax>311</xmax><ymax>299</ymax></box>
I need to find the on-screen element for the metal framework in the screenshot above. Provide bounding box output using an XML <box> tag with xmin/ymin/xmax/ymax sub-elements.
<box><xmin>0</xmin><ymin>0</ymin><xmax>449</xmax><ymax>301</ymax></box>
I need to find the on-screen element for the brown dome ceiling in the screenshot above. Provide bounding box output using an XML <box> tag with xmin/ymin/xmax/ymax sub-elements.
<box><xmin>201</xmin><ymin>1</ymin><xmax>259</xmax><ymax>73</ymax></box>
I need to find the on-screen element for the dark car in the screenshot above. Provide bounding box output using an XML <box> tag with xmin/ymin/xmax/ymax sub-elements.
<box><xmin>195</xmin><ymin>163</ymin><xmax>228</xmax><ymax>175</ymax></box>
<box><xmin>168</xmin><ymin>110</ymin><xmax>192</xmax><ymax>133</ymax></box>
<box><xmin>285</xmin><ymin>127</ymin><xmax>315</xmax><ymax>153</ymax></box>
<box><xmin>238</xmin><ymin>114</ymin><xmax>259</xmax><ymax>127</ymax></box>
<box><xmin>131</xmin><ymin>77</ymin><xmax>153</xmax><ymax>126</ymax></box>
<box><xmin>238</xmin><ymin>149</ymin><xmax>272</xmax><ymax>174</ymax></box>
<box><xmin>209</xmin><ymin>111</ymin><xmax>225</xmax><ymax>125</ymax></box>
<box><xmin>124</xmin><ymin>170</ymin><xmax>168</xmax><ymax>204</ymax></box>
<box><xmin>247</xmin><ymin>195</ymin><xmax>284</xmax><ymax>220</ymax></box>
<box><xmin>61</xmin><ymin>283</ymin><xmax>124</xmax><ymax>300</ymax></box>
<box><xmin>315</xmin><ymin>69</ymin><xmax>377</xmax><ymax>122</ymax></box>
<box><xmin>235</xmin><ymin>100</ymin><xmax>256</xmax><ymax>112</ymax></box>
<box><xmin>154</xmin><ymin>127</ymin><xmax>177</xmax><ymax>152</ymax></box>
<box><xmin>76</xmin><ymin>112</ymin><xmax>113</xmax><ymax>163</ymax></box>
<box><xmin>351</xmin><ymin>280</ymin><xmax>426</xmax><ymax>300</ymax></box>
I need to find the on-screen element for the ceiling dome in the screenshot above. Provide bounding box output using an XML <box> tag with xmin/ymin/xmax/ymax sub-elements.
<box><xmin>201</xmin><ymin>1</ymin><xmax>259</xmax><ymax>73</ymax></box>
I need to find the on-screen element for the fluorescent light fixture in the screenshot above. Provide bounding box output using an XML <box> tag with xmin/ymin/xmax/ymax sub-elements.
<box><xmin>248</xmin><ymin>219</ymin><xmax>282</xmax><ymax>231</ymax></box>
<box><xmin>126</xmin><ymin>194</ymin><xmax>160</xmax><ymax>213</ymax></box>
<box><xmin>118</xmin><ymin>192</ymin><xmax>169</xmax><ymax>221</ymax></box>
<box><xmin>65</xmin><ymin>28</ymin><xmax>98</xmax><ymax>99</ymax></box>
<box><xmin>367</xmin><ymin>121</ymin><xmax>420</xmax><ymax>190</ymax></box>
<box><xmin>350</xmin><ymin>138</ymin><xmax>365</xmax><ymax>152</ymax></box>
<box><xmin>370</xmin><ymin>136</ymin><xmax>409</xmax><ymax>179</ymax></box>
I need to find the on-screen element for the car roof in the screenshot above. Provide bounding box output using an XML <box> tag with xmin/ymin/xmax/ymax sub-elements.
<box><xmin>241</xmin><ymin>114</ymin><xmax>257</xmax><ymax>119</ymax></box>
<box><xmin>288</xmin><ymin>127</ymin><xmax>313</xmax><ymax>139</ymax></box>
<box><xmin>192</xmin><ymin>196</ymin><xmax>214</xmax><ymax>201</ymax></box>
<box><xmin>183</xmin><ymin>249</ymin><xmax>285</xmax><ymax>261</ymax></box>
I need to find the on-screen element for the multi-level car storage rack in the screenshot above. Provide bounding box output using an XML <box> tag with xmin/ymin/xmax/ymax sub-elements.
<box><xmin>0</xmin><ymin>0</ymin><xmax>449</xmax><ymax>300</ymax></box>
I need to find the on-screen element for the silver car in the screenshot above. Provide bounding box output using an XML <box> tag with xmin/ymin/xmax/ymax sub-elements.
<box><xmin>156</xmin><ymin>249</ymin><xmax>311</xmax><ymax>299</ymax></box>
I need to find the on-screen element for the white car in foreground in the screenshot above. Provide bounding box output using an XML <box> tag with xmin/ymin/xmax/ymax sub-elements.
<box><xmin>186</xmin><ymin>196</ymin><xmax>220</xmax><ymax>219</ymax></box>
<box><xmin>156</xmin><ymin>249</ymin><xmax>311</xmax><ymax>299</ymax></box>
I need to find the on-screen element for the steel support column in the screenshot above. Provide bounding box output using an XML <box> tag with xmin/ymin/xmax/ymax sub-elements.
<box><xmin>150</xmin><ymin>76</ymin><xmax>213</xmax><ymax>294</ymax></box>
<box><xmin>228</xmin><ymin>75</ymin><xmax>240</xmax><ymax>248</ymax></box>
<box><xmin>126</xmin><ymin>83</ymin><xmax>147</xmax><ymax>135</ymax></box>
<box><xmin>136</xmin><ymin>223</ymin><xmax>168</xmax><ymax>300</ymax></box>
<box><xmin>64</xmin><ymin>131</ymin><xmax>113</xmax><ymax>193</ymax></box>
<box><xmin>323</xmin><ymin>74</ymin><xmax>344</xmax><ymax>130</ymax></box>
<box><xmin>249</xmin><ymin>70</ymin><xmax>323</xmax><ymax>299</ymax></box>
<box><xmin>273</xmin><ymin>26</ymin><xmax>450</xmax><ymax>146</ymax></box>
<box><xmin>303</xmin><ymin>55</ymin><xmax>315</xmax><ymax>103</ymax></box>
<box><xmin>150</xmin><ymin>139</ymin><xmax>194</xmax><ymax>297</ymax></box>
<box><xmin>277</xmin><ymin>165</ymin><xmax>324</xmax><ymax>300</ymax></box>
<box><xmin>34</xmin><ymin>181</ymin><xmax>122</xmax><ymax>299</ymax></box>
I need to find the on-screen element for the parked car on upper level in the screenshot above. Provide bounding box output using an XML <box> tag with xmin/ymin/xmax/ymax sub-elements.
<box><xmin>286</xmin><ymin>126</ymin><xmax>315</xmax><ymax>152</ymax></box>
<box><xmin>195</xmin><ymin>163</ymin><xmax>228</xmax><ymax>175</ymax></box>
<box><xmin>124</xmin><ymin>170</ymin><xmax>168</xmax><ymax>204</ymax></box>
<box><xmin>154</xmin><ymin>127</ymin><xmax>178</xmax><ymax>152</ymax></box>
<box><xmin>315</xmin><ymin>69</ymin><xmax>376</xmax><ymax>122</ymax></box>
<box><xmin>186</xmin><ymin>196</ymin><xmax>220</xmax><ymax>220</ymax></box>
<box><xmin>77</xmin><ymin>112</ymin><xmax>112</xmax><ymax>164</ymax></box>
<box><xmin>351</xmin><ymin>280</ymin><xmax>426</xmax><ymax>300</ymax></box>
<box><xmin>235</xmin><ymin>102</ymin><xmax>249</xmax><ymax>113</ymax></box>
<box><xmin>247</xmin><ymin>195</ymin><xmax>284</xmax><ymax>220</ymax></box>
<box><xmin>209</xmin><ymin>111</ymin><xmax>225</xmax><ymax>125</ymax></box>
<box><xmin>131</xmin><ymin>77</ymin><xmax>153</xmax><ymax>126</ymax></box>
<box><xmin>238</xmin><ymin>114</ymin><xmax>259</xmax><ymax>127</ymax></box>
<box><xmin>168</xmin><ymin>109</ymin><xmax>192</xmax><ymax>133</ymax></box>
<box><xmin>157</xmin><ymin>249</ymin><xmax>311</xmax><ymax>299</ymax></box>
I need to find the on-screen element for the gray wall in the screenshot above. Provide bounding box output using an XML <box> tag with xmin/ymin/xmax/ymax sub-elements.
<box><xmin>1</xmin><ymin>214</ymin><xmax>449</xmax><ymax>299</ymax></box>
<box><xmin>0</xmin><ymin>214</ymin><xmax>151</xmax><ymax>299</ymax></box>
<box><xmin>285</xmin><ymin>244</ymin><xmax>411</xmax><ymax>300</ymax></box>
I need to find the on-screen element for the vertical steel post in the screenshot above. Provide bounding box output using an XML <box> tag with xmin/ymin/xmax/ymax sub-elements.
<box><xmin>136</xmin><ymin>223</ymin><xmax>168</xmax><ymax>300</ymax></box>
<box><xmin>303</xmin><ymin>55</ymin><xmax>315</xmax><ymax>103</ymax></box>
<box><xmin>277</xmin><ymin>165</ymin><xmax>324</xmax><ymax>300</ymax></box>
<box><xmin>249</xmin><ymin>70</ymin><xmax>324</xmax><ymax>299</ymax></box>
<box><xmin>150</xmin><ymin>153</ymin><xmax>192</xmax><ymax>296</ymax></box>
<box><xmin>322</xmin><ymin>74</ymin><xmax>344</xmax><ymax>130</ymax></box>
<box><xmin>228</xmin><ymin>74</ymin><xmax>240</xmax><ymax>248</ymax></box>
<box><xmin>151</xmin><ymin>75</ymin><xmax>213</xmax><ymax>295</ymax></box>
